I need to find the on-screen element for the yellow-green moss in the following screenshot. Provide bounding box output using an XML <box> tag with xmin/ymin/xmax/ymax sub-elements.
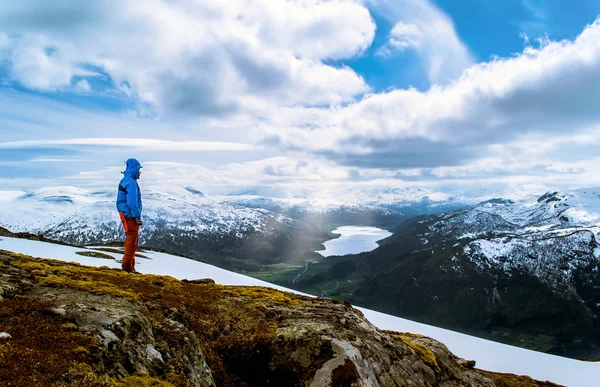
<box><xmin>12</xmin><ymin>260</ymin><xmax>52</xmax><ymax>271</ymax></box>
<box><xmin>477</xmin><ymin>369</ymin><xmax>561</xmax><ymax>387</ymax></box>
<box><xmin>38</xmin><ymin>276</ymin><xmax>140</xmax><ymax>302</ymax></box>
<box><xmin>2</xmin><ymin>250</ymin><xmax>283</xmax><ymax>386</ymax></box>
<box><xmin>392</xmin><ymin>334</ymin><xmax>441</xmax><ymax>373</ymax></box>
<box><xmin>61</xmin><ymin>322</ymin><xmax>79</xmax><ymax>331</ymax></box>
<box><xmin>57</xmin><ymin>365</ymin><xmax>183</xmax><ymax>387</ymax></box>
<box><xmin>70</xmin><ymin>346</ymin><xmax>91</xmax><ymax>356</ymax></box>
<box><xmin>382</xmin><ymin>330</ymin><xmax>423</xmax><ymax>339</ymax></box>
<box><xmin>116</xmin><ymin>375</ymin><xmax>177</xmax><ymax>386</ymax></box>
<box><xmin>220</xmin><ymin>285</ymin><xmax>309</xmax><ymax>307</ymax></box>
<box><xmin>0</xmin><ymin>298</ymin><xmax>106</xmax><ymax>386</ymax></box>
<box><xmin>56</xmin><ymin>363</ymin><xmax>116</xmax><ymax>387</ymax></box>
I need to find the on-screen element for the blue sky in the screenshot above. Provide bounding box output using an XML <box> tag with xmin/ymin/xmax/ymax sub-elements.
<box><xmin>1</xmin><ymin>0</ymin><xmax>600</xmax><ymax>197</ymax></box>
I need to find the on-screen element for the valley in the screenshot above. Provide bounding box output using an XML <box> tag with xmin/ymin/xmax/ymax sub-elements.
<box><xmin>2</xmin><ymin>185</ymin><xmax>600</xmax><ymax>359</ymax></box>
<box><xmin>287</xmin><ymin>190</ymin><xmax>600</xmax><ymax>359</ymax></box>
<box><xmin>245</xmin><ymin>225</ymin><xmax>393</xmax><ymax>287</ymax></box>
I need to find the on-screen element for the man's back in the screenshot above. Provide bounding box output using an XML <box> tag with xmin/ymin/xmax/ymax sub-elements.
<box><xmin>116</xmin><ymin>158</ymin><xmax>143</xmax><ymax>220</ymax></box>
<box><xmin>116</xmin><ymin>158</ymin><xmax>143</xmax><ymax>273</ymax></box>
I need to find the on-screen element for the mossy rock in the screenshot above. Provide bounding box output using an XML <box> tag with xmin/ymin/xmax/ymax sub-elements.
<box><xmin>0</xmin><ymin>250</ymin><xmax>562</xmax><ymax>387</ymax></box>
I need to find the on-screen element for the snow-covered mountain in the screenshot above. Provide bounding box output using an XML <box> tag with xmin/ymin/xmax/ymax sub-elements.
<box><xmin>0</xmin><ymin>183</ymin><xmax>481</xmax><ymax>267</ymax></box>
<box><xmin>220</xmin><ymin>185</ymin><xmax>471</xmax><ymax>215</ymax></box>
<box><xmin>0</xmin><ymin>183</ymin><xmax>536</xmax><ymax>242</ymax></box>
<box><xmin>0</xmin><ymin>186</ymin><xmax>286</xmax><ymax>242</ymax></box>
<box><xmin>218</xmin><ymin>185</ymin><xmax>483</xmax><ymax>231</ymax></box>
<box><xmin>220</xmin><ymin>183</ymin><xmax>557</xmax><ymax>216</ymax></box>
<box><xmin>0</xmin><ymin>235</ymin><xmax>598</xmax><ymax>386</ymax></box>
<box><xmin>0</xmin><ymin>186</ymin><xmax>331</xmax><ymax>269</ymax></box>
<box><xmin>288</xmin><ymin>187</ymin><xmax>600</xmax><ymax>359</ymax></box>
<box><xmin>428</xmin><ymin>188</ymin><xmax>600</xmax><ymax>295</ymax></box>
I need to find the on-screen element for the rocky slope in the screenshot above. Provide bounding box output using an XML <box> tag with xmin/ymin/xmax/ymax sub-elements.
<box><xmin>0</xmin><ymin>250</ymin><xmax>558</xmax><ymax>387</ymax></box>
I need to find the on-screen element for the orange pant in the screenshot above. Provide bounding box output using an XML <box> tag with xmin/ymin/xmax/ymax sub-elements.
<box><xmin>122</xmin><ymin>217</ymin><xmax>139</xmax><ymax>272</ymax></box>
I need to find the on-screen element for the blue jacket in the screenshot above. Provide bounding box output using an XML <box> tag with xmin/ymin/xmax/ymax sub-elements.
<box><xmin>116</xmin><ymin>158</ymin><xmax>143</xmax><ymax>220</ymax></box>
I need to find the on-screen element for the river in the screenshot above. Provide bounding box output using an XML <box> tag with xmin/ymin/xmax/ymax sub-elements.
<box><xmin>315</xmin><ymin>226</ymin><xmax>392</xmax><ymax>257</ymax></box>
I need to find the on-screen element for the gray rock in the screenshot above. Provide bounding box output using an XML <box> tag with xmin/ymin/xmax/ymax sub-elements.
<box><xmin>0</xmin><ymin>332</ymin><xmax>12</xmax><ymax>340</ymax></box>
<box><xmin>100</xmin><ymin>329</ymin><xmax>120</xmax><ymax>345</ymax></box>
<box><xmin>183</xmin><ymin>278</ymin><xmax>216</xmax><ymax>285</ymax></box>
<box><xmin>0</xmin><ymin>275</ymin><xmax>23</xmax><ymax>300</ymax></box>
<box><xmin>268</xmin><ymin>298</ymin><xmax>495</xmax><ymax>387</ymax></box>
<box><xmin>146</xmin><ymin>344</ymin><xmax>164</xmax><ymax>363</ymax></box>
<box><xmin>25</xmin><ymin>286</ymin><xmax>216</xmax><ymax>386</ymax></box>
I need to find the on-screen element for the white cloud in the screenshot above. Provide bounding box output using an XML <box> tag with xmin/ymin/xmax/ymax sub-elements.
<box><xmin>31</xmin><ymin>156</ymin><xmax>354</xmax><ymax>195</ymax></box>
<box><xmin>0</xmin><ymin>0</ymin><xmax>375</xmax><ymax>114</ymax></box>
<box><xmin>389</xmin><ymin>22</ymin><xmax>422</xmax><ymax>49</ymax></box>
<box><xmin>0</xmin><ymin>90</ymin><xmax>262</xmax><ymax>145</ymax></box>
<box><xmin>259</xmin><ymin>18</ymin><xmax>600</xmax><ymax>172</ymax></box>
<box><xmin>251</xmin><ymin>0</ymin><xmax>375</xmax><ymax>60</ymax></box>
<box><xmin>2</xmin><ymin>1</ymin><xmax>600</xmax><ymax>197</ymax></box>
<box><xmin>30</xmin><ymin>159</ymin><xmax>90</xmax><ymax>162</ymax></box>
<box><xmin>376</xmin><ymin>22</ymin><xmax>422</xmax><ymax>56</ymax></box>
<box><xmin>9</xmin><ymin>35</ymin><xmax>77</xmax><ymax>90</ymax></box>
<box><xmin>369</xmin><ymin>0</ymin><xmax>473</xmax><ymax>84</ymax></box>
<box><xmin>28</xmin><ymin>155</ymin><xmax>599</xmax><ymax>203</ymax></box>
<box><xmin>74</xmin><ymin>79</ymin><xmax>91</xmax><ymax>93</ymax></box>
<box><xmin>0</xmin><ymin>138</ymin><xmax>259</xmax><ymax>151</ymax></box>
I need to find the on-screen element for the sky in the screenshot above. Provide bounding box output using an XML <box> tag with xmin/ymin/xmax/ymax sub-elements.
<box><xmin>1</xmin><ymin>0</ymin><xmax>600</xmax><ymax>198</ymax></box>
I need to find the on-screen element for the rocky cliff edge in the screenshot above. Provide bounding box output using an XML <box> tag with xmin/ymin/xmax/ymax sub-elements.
<box><xmin>0</xmin><ymin>250</ymin><xmax>560</xmax><ymax>386</ymax></box>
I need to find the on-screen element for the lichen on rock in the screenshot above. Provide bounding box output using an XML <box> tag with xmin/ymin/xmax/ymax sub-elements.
<box><xmin>0</xmin><ymin>249</ymin><xmax>561</xmax><ymax>387</ymax></box>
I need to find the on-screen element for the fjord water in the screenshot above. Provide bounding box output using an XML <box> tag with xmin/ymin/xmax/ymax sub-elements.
<box><xmin>316</xmin><ymin>226</ymin><xmax>392</xmax><ymax>257</ymax></box>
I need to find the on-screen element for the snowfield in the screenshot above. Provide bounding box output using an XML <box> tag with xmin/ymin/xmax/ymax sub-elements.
<box><xmin>0</xmin><ymin>236</ymin><xmax>598</xmax><ymax>386</ymax></box>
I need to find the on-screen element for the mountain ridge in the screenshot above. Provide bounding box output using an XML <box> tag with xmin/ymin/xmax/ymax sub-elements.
<box><xmin>288</xmin><ymin>188</ymin><xmax>600</xmax><ymax>359</ymax></box>
<box><xmin>0</xmin><ymin>186</ymin><xmax>332</xmax><ymax>270</ymax></box>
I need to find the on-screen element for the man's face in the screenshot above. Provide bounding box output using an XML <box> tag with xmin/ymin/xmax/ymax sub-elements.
<box><xmin>138</xmin><ymin>170</ymin><xmax>142</xmax><ymax>179</ymax></box>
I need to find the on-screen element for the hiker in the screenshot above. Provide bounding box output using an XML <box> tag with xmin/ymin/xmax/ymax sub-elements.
<box><xmin>116</xmin><ymin>158</ymin><xmax>143</xmax><ymax>273</ymax></box>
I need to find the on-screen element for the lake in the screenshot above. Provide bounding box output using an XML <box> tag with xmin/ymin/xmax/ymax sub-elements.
<box><xmin>315</xmin><ymin>226</ymin><xmax>392</xmax><ymax>257</ymax></box>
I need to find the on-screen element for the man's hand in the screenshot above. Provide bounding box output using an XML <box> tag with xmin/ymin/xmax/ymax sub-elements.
<box><xmin>136</xmin><ymin>218</ymin><xmax>143</xmax><ymax>226</ymax></box>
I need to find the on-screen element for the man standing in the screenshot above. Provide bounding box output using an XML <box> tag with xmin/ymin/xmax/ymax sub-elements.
<box><xmin>116</xmin><ymin>158</ymin><xmax>143</xmax><ymax>273</ymax></box>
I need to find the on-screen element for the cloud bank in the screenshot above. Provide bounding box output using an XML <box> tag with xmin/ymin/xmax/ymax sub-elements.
<box><xmin>0</xmin><ymin>138</ymin><xmax>258</xmax><ymax>151</ymax></box>
<box><xmin>259</xmin><ymin>18</ymin><xmax>600</xmax><ymax>179</ymax></box>
<box><xmin>0</xmin><ymin>0</ymin><xmax>375</xmax><ymax>115</ymax></box>
<box><xmin>1</xmin><ymin>1</ymin><xmax>600</xmax><ymax>196</ymax></box>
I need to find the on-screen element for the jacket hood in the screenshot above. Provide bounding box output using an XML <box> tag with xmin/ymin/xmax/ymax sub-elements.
<box><xmin>124</xmin><ymin>158</ymin><xmax>142</xmax><ymax>179</ymax></box>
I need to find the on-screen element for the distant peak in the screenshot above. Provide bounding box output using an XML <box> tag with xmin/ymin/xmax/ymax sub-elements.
<box><xmin>536</xmin><ymin>191</ymin><xmax>562</xmax><ymax>203</ymax></box>
<box><xmin>184</xmin><ymin>187</ymin><xmax>205</xmax><ymax>196</ymax></box>
<box><xmin>480</xmin><ymin>198</ymin><xmax>514</xmax><ymax>206</ymax></box>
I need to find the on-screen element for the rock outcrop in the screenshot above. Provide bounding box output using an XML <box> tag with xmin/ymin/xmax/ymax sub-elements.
<box><xmin>0</xmin><ymin>250</ymin><xmax>560</xmax><ymax>386</ymax></box>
